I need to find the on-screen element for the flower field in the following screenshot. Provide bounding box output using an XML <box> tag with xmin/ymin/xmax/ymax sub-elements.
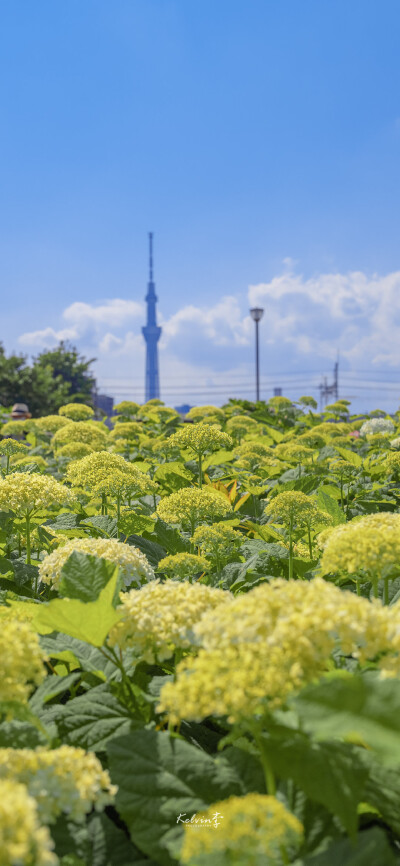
<box><xmin>3</xmin><ymin>396</ymin><xmax>400</xmax><ymax>864</ymax></box>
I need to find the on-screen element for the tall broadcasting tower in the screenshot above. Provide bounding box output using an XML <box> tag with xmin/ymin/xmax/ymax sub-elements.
<box><xmin>142</xmin><ymin>232</ymin><xmax>162</xmax><ymax>401</ymax></box>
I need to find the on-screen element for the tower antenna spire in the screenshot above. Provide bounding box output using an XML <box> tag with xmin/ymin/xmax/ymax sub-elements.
<box><xmin>142</xmin><ymin>232</ymin><xmax>162</xmax><ymax>401</ymax></box>
<box><xmin>149</xmin><ymin>231</ymin><xmax>153</xmax><ymax>282</ymax></box>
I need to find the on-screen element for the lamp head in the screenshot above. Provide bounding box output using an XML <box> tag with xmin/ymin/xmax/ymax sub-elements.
<box><xmin>250</xmin><ymin>307</ymin><xmax>264</xmax><ymax>323</ymax></box>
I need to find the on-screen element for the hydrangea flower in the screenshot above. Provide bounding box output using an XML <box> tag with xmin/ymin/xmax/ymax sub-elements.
<box><xmin>156</xmin><ymin>487</ymin><xmax>231</xmax><ymax>532</ymax></box>
<box><xmin>52</xmin><ymin>421</ymin><xmax>109</xmax><ymax>451</ymax></box>
<box><xmin>39</xmin><ymin>537</ymin><xmax>154</xmax><ymax>589</ymax></box>
<box><xmin>157</xmin><ymin>552</ymin><xmax>210</xmax><ymax>580</ymax></box>
<box><xmin>35</xmin><ymin>414</ymin><xmax>70</xmax><ymax>434</ymax></box>
<box><xmin>320</xmin><ymin>512</ymin><xmax>400</xmax><ymax>594</ymax></box>
<box><xmin>108</xmin><ymin>579</ymin><xmax>230</xmax><ymax>662</ymax></box>
<box><xmin>360</xmin><ymin>417</ymin><xmax>395</xmax><ymax>437</ymax></box>
<box><xmin>0</xmin><ymin>746</ymin><xmax>116</xmax><ymax>824</ymax></box>
<box><xmin>58</xmin><ymin>403</ymin><xmax>94</xmax><ymax>421</ymax></box>
<box><xmin>0</xmin><ymin>618</ymin><xmax>46</xmax><ymax>704</ymax></box>
<box><xmin>113</xmin><ymin>400</ymin><xmax>141</xmax><ymax>417</ymax></box>
<box><xmin>0</xmin><ymin>779</ymin><xmax>57</xmax><ymax>866</ymax></box>
<box><xmin>0</xmin><ymin>474</ymin><xmax>74</xmax><ymax>518</ymax></box>
<box><xmin>158</xmin><ymin>578</ymin><xmax>398</xmax><ymax>724</ymax></box>
<box><xmin>167</xmin><ymin>424</ymin><xmax>232</xmax><ymax>486</ymax></box>
<box><xmin>186</xmin><ymin>405</ymin><xmax>226</xmax><ymax>422</ymax></box>
<box><xmin>57</xmin><ymin>442</ymin><xmax>95</xmax><ymax>459</ymax></box>
<box><xmin>180</xmin><ymin>794</ymin><xmax>303</xmax><ymax>866</ymax></box>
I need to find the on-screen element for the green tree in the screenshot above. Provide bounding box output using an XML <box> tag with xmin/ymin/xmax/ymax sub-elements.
<box><xmin>34</xmin><ymin>341</ymin><xmax>96</xmax><ymax>404</ymax></box>
<box><xmin>0</xmin><ymin>342</ymin><xmax>96</xmax><ymax>417</ymax></box>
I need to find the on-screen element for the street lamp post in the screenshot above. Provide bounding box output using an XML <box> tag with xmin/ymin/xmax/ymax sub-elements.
<box><xmin>250</xmin><ymin>307</ymin><xmax>264</xmax><ymax>402</ymax></box>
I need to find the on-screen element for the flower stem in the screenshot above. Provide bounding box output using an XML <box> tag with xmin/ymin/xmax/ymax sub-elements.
<box><xmin>25</xmin><ymin>515</ymin><xmax>31</xmax><ymax>566</ymax></box>
<box><xmin>383</xmin><ymin>577</ymin><xmax>390</xmax><ymax>605</ymax></box>
<box><xmin>288</xmin><ymin>517</ymin><xmax>293</xmax><ymax>580</ymax></box>
<box><xmin>198</xmin><ymin>453</ymin><xmax>203</xmax><ymax>489</ymax></box>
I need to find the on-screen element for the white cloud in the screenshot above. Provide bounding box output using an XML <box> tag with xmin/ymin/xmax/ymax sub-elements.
<box><xmin>18</xmin><ymin>326</ymin><xmax>78</xmax><ymax>348</ymax></box>
<box><xmin>63</xmin><ymin>299</ymin><xmax>143</xmax><ymax>330</ymax></box>
<box><xmin>16</xmin><ymin>264</ymin><xmax>400</xmax><ymax>410</ymax></box>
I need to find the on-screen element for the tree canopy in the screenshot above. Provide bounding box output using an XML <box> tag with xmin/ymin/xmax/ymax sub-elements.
<box><xmin>0</xmin><ymin>341</ymin><xmax>96</xmax><ymax>416</ymax></box>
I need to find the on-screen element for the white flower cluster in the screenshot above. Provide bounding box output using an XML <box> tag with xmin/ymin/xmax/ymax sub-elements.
<box><xmin>39</xmin><ymin>537</ymin><xmax>155</xmax><ymax>589</ymax></box>
<box><xmin>360</xmin><ymin>417</ymin><xmax>395</xmax><ymax>437</ymax></box>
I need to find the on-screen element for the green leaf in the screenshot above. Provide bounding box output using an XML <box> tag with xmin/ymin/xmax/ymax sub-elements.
<box><xmin>154</xmin><ymin>462</ymin><xmax>193</xmax><ymax>492</ymax></box>
<box><xmin>40</xmin><ymin>633</ymin><xmax>117</xmax><ymax>680</ymax></box>
<box><xmin>0</xmin><ymin>720</ymin><xmax>46</xmax><ymax>748</ymax></box>
<box><xmin>12</xmin><ymin>558</ymin><xmax>39</xmax><ymax>586</ymax></box>
<box><xmin>202</xmin><ymin>449</ymin><xmax>234</xmax><ymax>470</ymax></box>
<box><xmin>265</xmin><ymin>734</ymin><xmax>367</xmax><ymax>835</ymax></box>
<box><xmin>57</xmin><ymin>685</ymin><xmax>136</xmax><ymax>752</ymax></box>
<box><xmin>126</xmin><ymin>534</ymin><xmax>166</xmax><ymax>567</ymax></box>
<box><xmin>293</xmin><ymin>673</ymin><xmax>400</xmax><ymax>765</ymax></box>
<box><xmin>29</xmin><ymin>672</ymin><xmax>81</xmax><ymax>712</ymax></box>
<box><xmin>119</xmin><ymin>513</ymin><xmax>156</xmax><ymax>537</ymax></box>
<box><xmin>334</xmin><ymin>447</ymin><xmax>363</xmax><ymax>468</ymax></box>
<box><xmin>150</xmin><ymin>520</ymin><xmax>190</xmax><ymax>555</ymax></box>
<box><xmin>244</xmin><ymin>520</ymin><xmax>285</xmax><ymax>542</ymax></box>
<box><xmin>317</xmin><ymin>489</ymin><xmax>346</xmax><ymax>525</ymax></box>
<box><xmin>81</xmin><ymin>516</ymin><xmax>118</xmax><ymax>538</ymax></box>
<box><xmin>53</xmin><ymin>812</ymin><xmax>151</xmax><ymax>866</ymax></box>
<box><xmin>263</xmin><ymin>425</ymin><xmax>284</xmax><ymax>442</ymax></box>
<box><xmin>295</xmin><ymin>827</ymin><xmax>396</xmax><ymax>865</ymax></box>
<box><xmin>107</xmin><ymin>729</ymin><xmax>250</xmax><ymax>866</ymax></box>
<box><xmin>59</xmin><ymin>552</ymin><xmax>119</xmax><ymax>604</ymax></box>
<box><xmin>45</xmin><ymin>513</ymin><xmax>82</xmax><ymax>531</ymax></box>
<box><xmin>34</xmin><ymin>568</ymin><xmax>122</xmax><ymax>647</ymax></box>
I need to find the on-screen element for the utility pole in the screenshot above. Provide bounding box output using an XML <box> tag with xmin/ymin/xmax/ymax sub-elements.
<box><xmin>250</xmin><ymin>307</ymin><xmax>264</xmax><ymax>401</ymax></box>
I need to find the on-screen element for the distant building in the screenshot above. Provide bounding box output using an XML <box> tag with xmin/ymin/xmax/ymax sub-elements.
<box><xmin>273</xmin><ymin>387</ymin><xmax>282</xmax><ymax>397</ymax></box>
<box><xmin>142</xmin><ymin>232</ymin><xmax>162</xmax><ymax>401</ymax></box>
<box><xmin>175</xmin><ymin>403</ymin><xmax>192</xmax><ymax>417</ymax></box>
<box><xmin>94</xmin><ymin>394</ymin><xmax>114</xmax><ymax>418</ymax></box>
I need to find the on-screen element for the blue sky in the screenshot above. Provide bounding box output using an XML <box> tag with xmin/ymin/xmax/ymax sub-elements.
<box><xmin>1</xmin><ymin>0</ymin><xmax>400</xmax><ymax>410</ymax></box>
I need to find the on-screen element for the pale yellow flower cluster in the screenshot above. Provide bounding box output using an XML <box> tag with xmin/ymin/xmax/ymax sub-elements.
<box><xmin>0</xmin><ymin>779</ymin><xmax>57</xmax><ymax>866</ymax></box>
<box><xmin>265</xmin><ymin>490</ymin><xmax>330</xmax><ymax>528</ymax></box>
<box><xmin>226</xmin><ymin>414</ymin><xmax>259</xmax><ymax>436</ymax></box>
<box><xmin>39</xmin><ymin>537</ymin><xmax>154</xmax><ymax>589</ymax></box>
<box><xmin>0</xmin><ymin>474</ymin><xmax>75</xmax><ymax>517</ymax></box>
<box><xmin>383</xmin><ymin>451</ymin><xmax>400</xmax><ymax>475</ymax></box>
<box><xmin>57</xmin><ymin>442</ymin><xmax>94</xmax><ymax>459</ymax></box>
<box><xmin>109</xmin><ymin>421</ymin><xmax>142</xmax><ymax>440</ymax></box>
<box><xmin>35</xmin><ymin>415</ymin><xmax>70</xmax><ymax>434</ymax></box>
<box><xmin>156</xmin><ymin>487</ymin><xmax>231</xmax><ymax>529</ymax></box>
<box><xmin>157</xmin><ymin>552</ymin><xmax>210</xmax><ymax>579</ymax></box>
<box><xmin>0</xmin><ymin>421</ymin><xmax>27</xmax><ymax>439</ymax></box>
<box><xmin>274</xmin><ymin>443</ymin><xmax>315</xmax><ymax>463</ymax></box>
<box><xmin>66</xmin><ymin>450</ymin><xmax>157</xmax><ymax>497</ymax></box>
<box><xmin>167</xmin><ymin>423</ymin><xmax>232</xmax><ymax>455</ymax></box>
<box><xmin>234</xmin><ymin>441</ymin><xmax>274</xmax><ymax>459</ymax></box>
<box><xmin>52</xmin><ymin>421</ymin><xmax>109</xmax><ymax>451</ymax></box>
<box><xmin>108</xmin><ymin>579</ymin><xmax>230</xmax><ymax>662</ymax></box>
<box><xmin>0</xmin><ymin>618</ymin><xmax>46</xmax><ymax>704</ymax></box>
<box><xmin>0</xmin><ymin>746</ymin><xmax>116</xmax><ymax>825</ymax></box>
<box><xmin>191</xmin><ymin>523</ymin><xmax>242</xmax><ymax>558</ymax></box>
<box><xmin>10</xmin><ymin>454</ymin><xmax>48</xmax><ymax>470</ymax></box>
<box><xmin>181</xmin><ymin>793</ymin><xmax>303</xmax><ymax>865</ymax></box>
<box><xmin>0</xmin><ymin>440</ymin><xmax>29</xmax><ymax>457</ymax></box>
<box><xmin>58</xmin><ymin>403</ymin><xmax>94</xmax><ymax>421</ymax></box>
<box><xmin>159</xmin><ymin>578</ymin><xmax>398</xmax><ymax>724</ymax></box>
<box><xmin>113</xmin><ymin>400</ymin><xmax>141</xmax><ymax>417</ymax></box>
<box><xmin>269</xmin><ymin>396</ymin><xmax>293</xmax><ymax>410</ymax></box>
<box><xmin>320</xmin><ymin>512</ymin><xmax>400</xmax><ymax>579</ymax></box>
<box><xmin>186</xmin><ymin>405</ymin><xmax>226</xmax><ymax>422</ymax></box>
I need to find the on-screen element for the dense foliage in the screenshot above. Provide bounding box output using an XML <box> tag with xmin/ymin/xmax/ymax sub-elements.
<box><xmin>1</xmin><ymin>395</ymin><xmax>400</xmax><ymax>864</ymax></box>
<box><xmin>0</xmin><ymin>341</ymin><xmax>95</xmax><ymax>415</ymax></box>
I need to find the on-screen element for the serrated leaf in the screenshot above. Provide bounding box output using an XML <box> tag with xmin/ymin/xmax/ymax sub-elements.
<box><xmin>265</xmin><ymin>734</ymin><xmax>367</xmax><ymax>835</ymax></box>
<box><xmin>202</xmin><ymin>449</ymin><xmax>234</xmax><ymax>470</ymax></box>
<box><xmin>295</xmin><ymin>827</ymin><xmax>396</xmax><ymax>865</ymax></box>
<box><xmin>29</xmin><ymin>673</ymin><xmax>81</xmax><ymax>713</ymax></box>
<box><xmin>107</xmin><ymin>729</ymin><xmax>251</xmax><ymax>866</ymax></box>
<box><xmin>81</xmin><ymin>516</ymin><xmax>118</xmax><ymax>538</ymax></box>
<box><xmin>40</xmin><ymin>633</ymin><xmax>117</xmax><ymax>680</ymax></box>
<box><xmin>45</xmin><ymin>513</ymin><xmax>82</xmax><ymax>531</ymax></box>
<box><xmin>293</xmin><ymin>673</ymin><xmax>400</xmax><ymax>765</ymax></box>
<box><xmin>59</xmin><ymin>552</ymin><xmax>119</xmax><ymax>604</ymax></box>
<box><xmin>34</xmin><ymin>569</ymin><xmax>122</xmax><ymax>647</ymax></box>
<box><xmin>57</xmin><ymin>685</ymin><xmax>135</xmax><ymax>751</ymax></box>
<box><xmin>126</xmin><ymin>534</ymin><xmax>166</xmax><ymax>567</ymax></box>
<box><xmin>0</xmin><ymin>720</ymin><xmax>46</xmax><ymax>748</ymax></box>
<box><xmin>317</xmin><ymin>490</ymin><xmax>346</xmax><ymax>525</ymax></box>
<box><xmin>334</xmin><ymin>447</ymin><xmax>363</xmax><ymax>468</ymax></box>
<box><xmin>243</xmin><ymin>520</ymin><xmax>284</xmax><ymax>542</ymax></box>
